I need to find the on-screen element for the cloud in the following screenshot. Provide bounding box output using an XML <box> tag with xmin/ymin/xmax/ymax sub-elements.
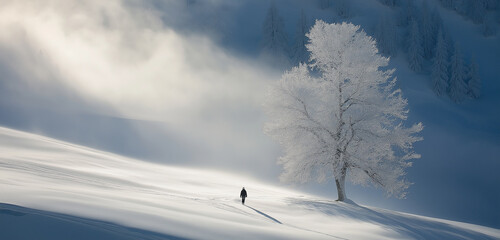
<box><xmin>0</xmin><ymin>0</ymin><xmax>282</xmax><ymax>177</ymax></box>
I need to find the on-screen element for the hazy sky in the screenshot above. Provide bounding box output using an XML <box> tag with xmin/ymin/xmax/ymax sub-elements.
<box><xmin>0</xmin><ymin>0</ymin><xmax>284</xmax><ymax>178</ymax></box>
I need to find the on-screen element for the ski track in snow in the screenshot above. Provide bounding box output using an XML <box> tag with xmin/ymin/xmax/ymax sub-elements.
<box><xmin>1</xmin><ymin>126</ymin><xmax>499</xmax><ymax>240</ymax></box>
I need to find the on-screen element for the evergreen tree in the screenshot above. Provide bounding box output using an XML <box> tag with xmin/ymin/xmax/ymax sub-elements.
<box><xmin>482</xmin><ymin>13</ymin><xmax>498</xmax><ymax>37</ymax></box>
<box><xmin>420</xmin><ymin>1</ymin><xmax>434</xmax><ymax>59</ymax></box>
<box><xmin>407</xmin><ymin>19</ymin><xmax>424</xmax><ymax>72</ymax></box>
<box><xmin>467</xmin><ymin>59</ymin><xmax>481</xmax><ymax>98</ymax></box>
<box><xmin>430</xmin><ymin>8</ymin><xmax>444</xmax><ymax>51</ymax></box>
<box><xmin>442</xmin><ymin>26</ymin><xmax>454</xmax><ymax>57</ymax></box>
<box><xmin>452</xmin><ymin>0</ymin><xmax>469</xmax><ymax>16</ymax></box>
<box><xmin>397</xmin><ymin>0</ymin><xmax>416</xmax><ymax>27</ymax></box>
<box><xmin>470</xmin><ymin>0</ymin><xmax>487</xmax><ymax>24</ymax></box>
<box><xmin>261</xmin><ymin>3</ymin><xmax>290</xmax><ymax>67</ymax></box>
<box><xmin>398</xmin><ymin>0</ymin><xmax>417</xmax><ymax>27</ymax></box>
<box><xmin>449</xmin><ymin>44</ymin><xmax>468</xmax><ymax>102</ymax></box>
<box><xmin>291</xmin><ymin>10</ymin><xmax>309</xmax><ymax>64</ymax></box>
<box><xmin>431</xmin><ymin>29</ymin><xmax>449</xmax><ymax>96</ymax></box>
<box><xmin>419</xmin><ymin>2</ymin><xmax>441</xmax><ymax>59</ymax></box>
<box><xmin>374</xmin><ymin>14</ymin><xmax>398</xmax><ymax>56</ymax></box>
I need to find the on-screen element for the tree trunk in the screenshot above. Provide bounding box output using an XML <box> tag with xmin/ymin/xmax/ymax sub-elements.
<box><xmin>335</xmin><ymin>170</ymin><xmax>346</xmax><ymax>201</ymax></box>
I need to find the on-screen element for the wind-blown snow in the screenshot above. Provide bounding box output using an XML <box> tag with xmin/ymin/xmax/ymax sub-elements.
<box><xmin>0</xmin><ymin>127</ymin><xmax>499</xmax><ymax>240</ymax></box>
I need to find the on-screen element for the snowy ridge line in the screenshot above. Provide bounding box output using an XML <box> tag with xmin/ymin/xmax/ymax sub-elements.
<box><xmin>1</xmin><ymin>126</ymin><xmax>500</xmax><ymax>240</ymax></box>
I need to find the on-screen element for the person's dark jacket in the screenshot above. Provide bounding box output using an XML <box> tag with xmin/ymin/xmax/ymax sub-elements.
<box><xmin>240</xmin><ymin>189</ymin><xmax>247</xmax><ymax>198</ymax></box>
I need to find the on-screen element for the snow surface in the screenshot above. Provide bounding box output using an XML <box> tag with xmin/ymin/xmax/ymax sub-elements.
<box><xmin>1</xmin><ymin>127</ymin><xmax>499</xmax><ymax>240</ymax></box>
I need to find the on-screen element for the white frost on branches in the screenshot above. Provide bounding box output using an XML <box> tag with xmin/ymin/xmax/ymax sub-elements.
<box><xmin>265</xmin><ymin>21</ymin><xmax>423</xmax><ymax>201</ymax></box>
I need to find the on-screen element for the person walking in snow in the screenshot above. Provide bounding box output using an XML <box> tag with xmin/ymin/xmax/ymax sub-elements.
<box><xmin>240</xmin><ymin>187</ymin><xmax>247</xmax><ymax>205</ymax></box>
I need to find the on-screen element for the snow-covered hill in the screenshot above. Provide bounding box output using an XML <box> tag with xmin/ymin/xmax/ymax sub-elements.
<box><xmin>1</xmin><ymin>127</ymin><xmax>499</xmax><ymax>240</ymax></box>
<box><xmin>1</xmin><ymin>0</ymin><xmax>500</xmax><ymax>228</ymax></box>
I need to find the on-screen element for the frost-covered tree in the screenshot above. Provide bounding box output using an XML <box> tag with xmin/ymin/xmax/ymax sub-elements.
<box><xmin>448</xmin><ymin>44</ymin><xmax>468</xmax><ymax>102</ymax></box>
<box><xmin>374</xmin><ymin>14</ymin><xmax>398</xmax><ymax>56</ymax></box>
<box><xmin>261</xmin><ymin>3</ymin><xmax>289</xmax><ymax>66</ymax></box>
<box><xmin>264</xmin><ymin>21</ymin><xmax>423</xmax><ymax>202</ymax></box>
<box><xmin>291</xmin><ymin>10</ymin><xmax>309</xmax><ymax>64</ymax></box>
<box><xmin>431</xmin><ymin>29</ymin><xmax>449</xmax><ymax>96</ymax></box>
<box><xmin>467</xmin><ymin>59</ymin><xmax>481</xmax><ymax>98</ymax></box>
<box><xmin>407</xmin><ymin>19</ymin><xmax>424</xmax><ymax>72</ymax></box>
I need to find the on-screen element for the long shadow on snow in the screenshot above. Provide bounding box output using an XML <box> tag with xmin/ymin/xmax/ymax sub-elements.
<box><xmin>245</xmin><ymin>205</ymin><xmax>282</xmax><ymax>224</ymax></box>
<box><xmin>286</xmin><ymin>198</ymin><xmax>496</xmax><ymax>240</ymax></box>
<box><xmin>0</xmin><ymin>203</ymin><xmax>190</xmax><ymax>240</ymax></box>
<box><xmin>245</xmin><ymin>205</ymin><xmax>349</xmax><ymax>240</ymax></box>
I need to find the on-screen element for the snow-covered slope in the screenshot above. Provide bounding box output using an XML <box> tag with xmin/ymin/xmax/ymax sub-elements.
<box><xmin>0</xmin><ymin>127</ymin><xmax>499</xmax><ymax>240</ymax></box>
<box><xmin>1</xmin><ymin>0</ymin><xmax>499</xmax><ymax>228</ymax></box>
